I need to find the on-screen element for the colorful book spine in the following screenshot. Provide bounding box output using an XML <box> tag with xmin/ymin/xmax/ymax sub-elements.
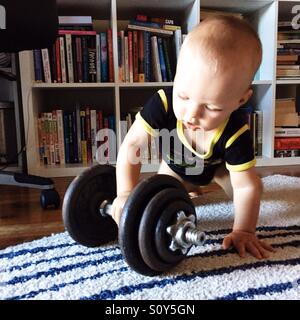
<box><xmin>107</xmin><ymin>28</ymin><xmax>114</xmax><ymax>82</ymax></box>
<box><xmin>65</xmin><ymin>34</ymin><xmax>74</xmax><ymax>83</ymax></box>
<box><xmin>75</xmin><ymin>37</ymin><xmax>83</xmax><ymax>82</ymax></box>
<box><xmin>59</xmin><ymin>37</ymin><xmax>67</xmax><ymax>83</ymax></box>
<box><xmin>56</xmin><ymin>110</ymin><xmax>65</xmax><ymax>165</ymax></box>
<box><xmin>81</xmin><ymin>36</ymin><xmax>89</xmax><ymax>82</ymax></box>
<box><xmin>96</xmin><ymin>34</ymin><xmax>101</xmax><ymax>83</ymax></box>
<box><xmin>88</xmin><ymin>35</ymin><xmax>97</xmax><ymax>82</ymax></box>
<box><xmin>274</xmin><ymin>137</ymin><xmax>300</xmax><ymax>150</ymax></box>
<box><xmin>157</xmin><ymin>37</ymin><xmax>168</xmax><ymax>82</ymax></box>
<box><xmin>144</xmin><ymin>31</ymin><xmax>151</xmax><ymax>82</ymax></box>
<box><xmin>33</xmin><ymin>49</ymin><xmax>43</xmax><ymax>82</ymax></box>
<box><xmin>80</xmin><ymin>110</ymin><xmax>87</xmax><ymax>165</ymax></box>
<box><xmin>41</xmin><ymin>49</ymin><xmax>52</xmax><ymax>83</ymax></box>
<box><xmin>100</xmin><ymin>32</ymin><xmax>108</xmax><ymax>82</ymax></box>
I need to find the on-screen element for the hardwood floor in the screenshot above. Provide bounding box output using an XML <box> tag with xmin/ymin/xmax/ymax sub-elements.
<box><xmin>0</xmin><ymin>165</ymin><xmax>300</xmax><ymax>249</ymax></box>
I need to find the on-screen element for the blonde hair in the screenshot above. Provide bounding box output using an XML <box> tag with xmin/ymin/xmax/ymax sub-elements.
<box><xmin>180</xmin><ymin>15</ymin><xmax>262</xmax><ymax>85</ymax></box>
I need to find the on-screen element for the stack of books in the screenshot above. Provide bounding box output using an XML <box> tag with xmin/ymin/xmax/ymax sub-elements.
<box><xmin>274</xmin><ymin>97</ymin><xmax>300</xmax><ymax>157</ymax></box>
<box><xmin>277</xmin><ymin>21</ymin><xmax>300</xmax><ymax>79</ymax></box>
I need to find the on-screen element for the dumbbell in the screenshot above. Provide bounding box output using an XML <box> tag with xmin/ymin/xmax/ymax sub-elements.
<box><xmin>62</xmin><ymin>164</ymin><xmax>206</xmax><ymax>276</ymax></box>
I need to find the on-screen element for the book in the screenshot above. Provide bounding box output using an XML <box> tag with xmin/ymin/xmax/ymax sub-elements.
<box><xmin>79</xmin><ymin>110</ymin><xmax>87</xmax><ymax>165</ymax></box>
<box><xmin>151</xmin><ymin>36</ymin><xmax>162</xmax><ymax>82</ymax></box>
<box><xmin>33</xmin><ymin>49</ymin><xmax>43</xmax><ymax>82</ymax></box>
<box><xmin>275</xmin><ymin>112</ymin><xmax>299</xmax><ymax>126</ymax></box>
<box><xmin>138</xmin><ymin>31</ymin><xmax>145</xmax><ymax>82</ymax></box>
<box><xmin>100</xmin><ymin>32</ymin><xmax>108</xmax><ymax>82</ymax></box>
<box><xmin>276</xmin><ymin>98</ymin><xmax>296</xmax><ymax>113</ymax></box>
<box><xmin>277</xmin><ymin>69</ymin><xmax>300</xmax><ymax>76</ymax></box>
<box><xmin>58</xmin><ymin>16</ymin><xmax>92</xmax><ymax>25</ymax></box>
<box><xmin>274</xmin><ymin>149</ymin><xmax>300</xmax><ymax>157</ymax></box>
<box><xmin>65</xmin><ymin>34</ymin><xmax>74</xmax><ymax>83</ymax></box>
<box><xmin>107</xmin><ymin>29</ymin><xmax>114</xmax><ymax>82</ymax></box>
<box><xmin>127</xmin><ymin>24</ymin><xmax>173</xmax><ymax>36</ymax></box>
<box><xmin>128</xmin><ymin>31</ymin><xmax>133</xmax><ymax>82</ymax></box>
<box><xmin>59</xmin><ymin>37</ymin><xmax>67</xmax><ymax>83</ymax></box>
<box><xmin>274</xmin><ymin>137</ymin><xmax>300</xmax><ymax>150</ymax></box>
<box><xmin>157</xmin><ymin>37</ymin><xmax>168</xmax><ymax>82</ymax></box>
<box><xmin>58</xmin><ymin>30</ymin><xmax>97</xmax><ymax>36</ymax></box>
<box><xmin>56</xmin><ymin>110</ymin><xmax>65</xmax><ymax>165</ymax></box>
<box><xmin>277</xmin><ymin>54</ymin><xmax>298</xmax><ymax>62</ymax></box>
<box><xmin>200</xmin><ymin>8</ymin><xmax>243</xmax><ymax>20</ymax></box>
<box><xmin>41</xmin><ymin>49</ymin><xmax>52</xmax><ymax>83</ymax></box>
<box><xmin>275</xmin><ymin>127</ymin><xmax>300</xmax><ymax>137</ymax></box>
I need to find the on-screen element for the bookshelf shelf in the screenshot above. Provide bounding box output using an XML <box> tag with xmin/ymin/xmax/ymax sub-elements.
<box><xmin>118</xmin><ymin>82</ymin><xmax>173</xmax><ymax>88</ymax></box>
<box><xmin>252</xmin><ymin>80</ymin><xmax>273</xmax><ymax>85</ymax></box>
<box><xmin>276</xmin><ymin>79</ymin><xmax>300</xmax><ymax>84</ymax></box>
<box><xmin>18</xmin><ymin>0</ymin><xmax>300</xmax><ymax>177</ymax></box>
<box><xmin>32</xmin><ymin>82</ymin><xmax>117</xmax><ymax>89</ymax></box>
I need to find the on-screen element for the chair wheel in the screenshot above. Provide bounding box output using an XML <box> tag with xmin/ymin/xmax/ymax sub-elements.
<box><xmin>40</xmin><ymin>189</ymin><xmax>61</xmax><ymax>209</ymax></box>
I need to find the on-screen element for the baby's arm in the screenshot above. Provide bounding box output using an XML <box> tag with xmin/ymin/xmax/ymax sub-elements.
<box><xmin>111</xmin><ymin>119</ymin><xmax>150</xmax><ymax>225</ymax></box>
<box><xmin>222</xmin><ymin>167</ymin><xmax>274</xmax><ymax>259</ymax></box>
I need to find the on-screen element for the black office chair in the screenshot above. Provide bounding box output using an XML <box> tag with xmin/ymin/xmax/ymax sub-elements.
<box><xmin>0</xmin><ymin>0</ymin><xmax>60</xmax><ymax>209</ymax></box>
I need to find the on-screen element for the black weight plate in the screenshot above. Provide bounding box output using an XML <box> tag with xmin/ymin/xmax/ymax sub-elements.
<box><xmin>155</xmin><ymin>200</ymin><xmax>196</xmax><ymax>264</ymax></box>
<box><xmin>119</xmin><ymin>174</ymin><xmax>185</xmax><ymax>276</ymax></box>
<box><xmin>62</xmin><ymin>164</ymin><xmax>118</xmax><ymax>247</ymax></box>
<box><xmin>138</xmin><ymin>188</ymin><xmax>195</xmax><ymax>272</ymax></box>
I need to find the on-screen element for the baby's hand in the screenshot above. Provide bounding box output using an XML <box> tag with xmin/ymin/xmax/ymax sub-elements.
<box><xmin>222</xmin><ymin>230</ymin><xmax>275</xmax><ymax>259</ymax></box>
<box><xmin>110</xmin><ymin>194</ymin><xmax>129</xmax><ymax>226</ymax></box>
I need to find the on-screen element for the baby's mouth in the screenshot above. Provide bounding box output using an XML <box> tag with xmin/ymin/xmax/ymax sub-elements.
<box><xmin>184</xmin><ymin>121</ymin><xmax>201</xmax><ymax>130</ymax></box>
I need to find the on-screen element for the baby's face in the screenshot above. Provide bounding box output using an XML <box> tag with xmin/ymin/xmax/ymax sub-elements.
<box><xmin>173</xmin><ymin>49</ymin><xmax>252</xmax><ymax>132</ymax></box>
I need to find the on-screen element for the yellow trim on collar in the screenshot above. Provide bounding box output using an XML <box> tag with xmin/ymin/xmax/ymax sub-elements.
<box><xmin>157</xmin><ymin>89</ymin><xmax>168</xmax><ymax>113</ymax></box>
<box><xmin>225</xmin><ymin>124</ymin><xmax>249</xmax><ymax>149</ymax></box>
<box><xmin>135</xmin><ymin>112</ymin><xmax>159</xmax><ymax>137</ymax></box>
<box><xmin>176</xmin><ymin>118</ymin><xmax>229</xmax><ymax>159</ymax></box>
<box><xmin>225</xmin><ymin>158</ymin><xmax>256</xmax><ymax>172</ymax></box>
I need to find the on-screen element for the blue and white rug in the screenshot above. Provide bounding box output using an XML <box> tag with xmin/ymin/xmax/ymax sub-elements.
<box><xmin>1</xmin><ymin>174</ymin><xmax>300</xmax><ymax>300</ymax></box>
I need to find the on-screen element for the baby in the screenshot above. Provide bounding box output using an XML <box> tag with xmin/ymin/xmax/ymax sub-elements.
<box><xmin>111</xmin><ymin>15</ymin><xmax>274</xmax><ymax>259</ymax></box>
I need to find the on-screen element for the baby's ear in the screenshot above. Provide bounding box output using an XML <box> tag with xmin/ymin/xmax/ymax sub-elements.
<box><xmin>238</xmin><ymin>88</ymin><xmax>253</xmax><ymax>106</ymax></box>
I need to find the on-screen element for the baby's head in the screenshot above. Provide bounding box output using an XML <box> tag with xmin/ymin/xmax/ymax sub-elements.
<box><xmin>173</xmin><ymin>15</ymin><xmax>262</xmax><ymax>131</ymax></box>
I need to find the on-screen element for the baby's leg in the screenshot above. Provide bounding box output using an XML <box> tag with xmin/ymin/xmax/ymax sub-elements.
<box><xmin>213</xmin><ymin>164</ymin><xmax>233</xmax><ymax>200</ymax></box>
<box><xmin>158</xmin><ymin>160</ymin><xmax>202</xmax><ymax>198</ymax></box>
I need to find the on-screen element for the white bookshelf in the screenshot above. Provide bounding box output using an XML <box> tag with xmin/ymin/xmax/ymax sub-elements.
<box><xmin>18</xmin><ymin>0</ymin><xmax>300</xmax><ymax>177</ymax></box>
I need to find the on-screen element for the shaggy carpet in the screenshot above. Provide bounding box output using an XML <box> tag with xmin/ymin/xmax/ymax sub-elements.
<box><xmin>0</xmin><ymin>174</ymin><xmax>300</xmax><ymax>300</ymax></box>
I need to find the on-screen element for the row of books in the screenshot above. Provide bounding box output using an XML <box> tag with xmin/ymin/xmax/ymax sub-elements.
<box><xmin>277</xmin><ymin>21</ymin><xmax>300</xmax><ymax>79</ymax></box>
<box><xmin>33</xmin><ymin>29</ymin><xmax>114</xmax><ymax>83</ymax></box>
<box><xmin>37</xmin><ymin>109</ymin><xmax>115</xmax><ymax>166</ymax></box>
<box><xmin>117</xmin><ymin>30</ymin><xmax>181</xmax><ymax>83</ymax></box>
<box><xmin>33</xmin><ymin>16</ymin><xmax>114</xmax><ymax>83</ymax></box>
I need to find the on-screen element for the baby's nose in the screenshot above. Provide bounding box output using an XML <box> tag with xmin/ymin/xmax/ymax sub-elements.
<box><xmin>184</xmin><ymin>106</ymin><xmax>202</xmax><ymax>123</ymax></box>
<box><xmin>188</xmin><ymin>117</ymin><xmax>197</xmax><ymax>125</ymax></box>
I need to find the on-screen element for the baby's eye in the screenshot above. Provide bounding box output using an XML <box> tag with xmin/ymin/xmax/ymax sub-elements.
<box><xmin>205</xmin><ymin>104</ymin><xmax>222</xmax><ymax>112</ymax></box>
<box><xmin>178</xmin><ymin>93</ymin><xmax>189</xmax><ymax>100</ymax></box>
